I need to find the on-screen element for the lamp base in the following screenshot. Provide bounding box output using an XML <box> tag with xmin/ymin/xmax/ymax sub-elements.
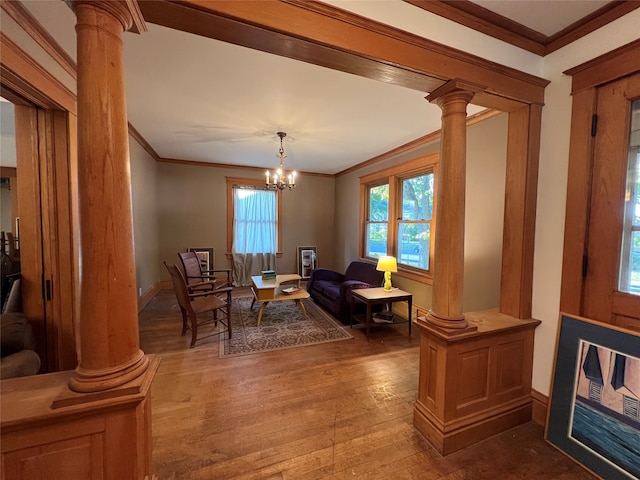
<box><xmin>383</xmin><ymin>271</ymin><xmax>392</xmax><ymax>291</ymax></box>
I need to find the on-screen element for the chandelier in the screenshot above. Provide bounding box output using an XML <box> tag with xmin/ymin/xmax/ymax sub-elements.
<box><xmin>265</xmin><ymin>131</ymin><xmax>296</xmax><ymax>191</ymax></box>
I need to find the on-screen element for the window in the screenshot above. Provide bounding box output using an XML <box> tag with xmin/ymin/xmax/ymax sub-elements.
<box><xmin>226</xmin><ymin>177</ymin><xmax>282</xmax><ymax>255</ymax></box>
<box><xmin>619</xmin><ymin>99</ymin><xmax>640</xmax><ymax>295</ymax></box>
<box><xmin>398</xmin><ymin>173</ymin><xmax>434</xmax><ymax>270</ymax></box>
<box><xmin>364</xmin><ymin>183</ymin><xmax>389</xmax><ymax>257</ymax></box>
<box><xmin>361</xmin><ymin>153</ymin><xmax>438</xmax><ymax>281</ymax></box>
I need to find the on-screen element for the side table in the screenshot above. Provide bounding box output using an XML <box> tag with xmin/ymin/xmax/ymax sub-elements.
<box><xmin>350</xmin><ymin>287</ymin><xmax>412</xmax><ymax>339</ymax></box>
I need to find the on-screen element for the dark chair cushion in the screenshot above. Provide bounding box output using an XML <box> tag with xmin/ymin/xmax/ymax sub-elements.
<box><xmin>1</xmin><ymin>313</ymin><xmax>27</xmax><ymax>357</ymax></box>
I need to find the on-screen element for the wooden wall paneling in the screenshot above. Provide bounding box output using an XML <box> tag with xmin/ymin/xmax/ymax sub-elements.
<box><xmin>414</xmin><ymin>312</ymin><xmax>539</xmax><ymax>455</ymax></box>
<box><xmin>559</xmin><ymin>89</ymin><xmax>597</xmax><ymax>315</ymax></box>
<box><xmin>1</xmin><ymin>356</ymin><xmax>160</xmax><ymax>480</ymax></box>
<box><xmin>500</xmin><ymin>104</ymin><xmax>541</xmax><ymax>319</ymax></box>
<box><xmin>13</xmin><ymin>104</ymin><xmax>47</xmax><ymax>369</ymax></box>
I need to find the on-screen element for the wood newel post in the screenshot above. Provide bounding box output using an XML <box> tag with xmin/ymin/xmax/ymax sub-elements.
<box><xmin>425</xmin><ymin>80</ymin><xmax>483</xmax><ymax>330</ymax></box>
<box><xmin>70</xmin><ymin>0</ymin><xmax>148</xmax><ymax>392</ymax></box>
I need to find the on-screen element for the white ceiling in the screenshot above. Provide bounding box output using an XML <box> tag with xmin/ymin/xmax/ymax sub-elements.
<box><xmin>3</xmin><ymin>1</ymin><xmax>615</xmax><ymax>174</ymax></box>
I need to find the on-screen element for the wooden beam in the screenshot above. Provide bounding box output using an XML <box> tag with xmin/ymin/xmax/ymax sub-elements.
<box><xmin>139</xmin><ymin>0</ymin><xmax>548</xmax><ymax>106</ymax></box>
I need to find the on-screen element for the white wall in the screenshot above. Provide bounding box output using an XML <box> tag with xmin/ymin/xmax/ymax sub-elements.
<box><xmin>532</xmin><ymin>10</ymin><xmax>640</xmax><ymax>394</ymax></box>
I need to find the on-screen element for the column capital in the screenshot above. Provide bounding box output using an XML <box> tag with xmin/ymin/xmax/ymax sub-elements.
<box><xmin>68</xmin><ymin>0</ymin><xmax>147</xmax><ymax>33</ymax></box>
<box><xmin>426</xmin><ymin>78</ymin><xmax>485</xmax><ymax>107</ymax></box>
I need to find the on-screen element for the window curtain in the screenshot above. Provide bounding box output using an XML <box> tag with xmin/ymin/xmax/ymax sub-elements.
<box><xmin>231</xmin><ymin>188</ymin><xmax>277</xmax><ymax>286</ymax></box>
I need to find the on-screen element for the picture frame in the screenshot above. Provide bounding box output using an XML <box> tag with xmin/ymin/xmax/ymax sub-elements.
<box><xmin>297</xmin><ymin>246</ymin><xmax>317</xmax><ymax>279</ymax></box>
<box><xmin>545</xmin><ymin>313</ymin><xmax>640</xmax><ymax>480</ymax></box>
<box><xmin>187</xmin><ymin>247</ymin><xmax>214</xmax><ymax>273</ymax></box>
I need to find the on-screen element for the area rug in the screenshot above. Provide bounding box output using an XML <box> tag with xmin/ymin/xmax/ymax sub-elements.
<box><xmin>219</xmin><ymin>296</ymin><xmax>353</xmax><ymax>358</ymax></box>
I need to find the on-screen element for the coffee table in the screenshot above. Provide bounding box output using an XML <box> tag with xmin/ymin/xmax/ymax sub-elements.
<box><xmin>350</xmin><ymin>287</ymin><xmax>412</xmax><ymax>340</ymax></box>
<box><xmin>250</xmin><ymin>274</ymin><xmax>310</xmax><ymax>326</ymax></box>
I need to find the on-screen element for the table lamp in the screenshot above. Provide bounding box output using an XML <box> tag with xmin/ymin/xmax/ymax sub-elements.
<box><xmin>376</xmin><ymin>256</ymin><xmax>397</xmax><ymax>292</ymax></box>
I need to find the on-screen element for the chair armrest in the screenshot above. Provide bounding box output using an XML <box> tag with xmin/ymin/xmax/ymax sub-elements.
<box><xmin>201</xmin><ymin>268</ymin><xmax>231</xmax><ymax>274</ymax></box>
<box><xmin>188</xmin><ymin>286</ymin><xmax>233</xmax><ymax>299</ymax></box>
<box><xmin>340</xmin><ymin>280</ymin><xmax>375</xmax><ymax>298</ymax></box>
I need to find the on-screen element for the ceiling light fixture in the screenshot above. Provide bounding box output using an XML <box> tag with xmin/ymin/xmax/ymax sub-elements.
<box><xmin>265</xmin><ymin>131</ymin><xmax>296</xmax><ymax>191</ymax></box>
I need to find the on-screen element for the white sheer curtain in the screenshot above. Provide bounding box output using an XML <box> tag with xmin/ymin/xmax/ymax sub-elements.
<box><xmin>232</xmin><ymin>188</ymin><xmax>277</xmax><ymax>286</ymax></box>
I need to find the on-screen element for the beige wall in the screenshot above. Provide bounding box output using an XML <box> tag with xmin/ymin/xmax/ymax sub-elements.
<box><xmin>334</xmin><ymin>113</ymin><xmax>507</xmax><ymax>313</ymax></box>
<box><xmin>130</xmin><ymin>136</ymin><xmax>160</xmax><ymax>297</ymax></box>
<box><xmin>155</xmin><ymin>163</ymin><xmax>335</xmax><ymax>279</ymax></box>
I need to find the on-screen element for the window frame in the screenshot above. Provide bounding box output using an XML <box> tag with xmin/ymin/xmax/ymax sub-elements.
<box><xmin>226</xmin><ymin>177</ymin><xmax>282</xmax><ymax>257</ymax></box>
<box><xmin>360</xmin><ymin>153</ymin><xmax>438</xmax><ymax>284</ymax></box>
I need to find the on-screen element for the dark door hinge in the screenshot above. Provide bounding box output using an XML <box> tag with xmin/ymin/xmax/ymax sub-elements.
<box><xmin>45</xmin><ymin>278</ymin><xmax>53</xmax><ymax>301</ymax></box>
<box><xmin>591</xmin><ymin>114</ymin><xmax>598</xmax><ymax>137</ymax></box>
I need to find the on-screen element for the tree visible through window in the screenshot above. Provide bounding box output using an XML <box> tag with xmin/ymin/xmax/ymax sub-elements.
<box><xmin>398</xmin><ymin>173</ymin><xmax>434</xmax><ymax>270</ymax></box>
<box><xmin>365</xmin><ymin>184</ymin><xmax>389</xmax><ymax>258</ymax></box>
<box><xmin>361</xmin><ymin>153</ymin><xmax>438</xmax><ymax>279</ymax></box>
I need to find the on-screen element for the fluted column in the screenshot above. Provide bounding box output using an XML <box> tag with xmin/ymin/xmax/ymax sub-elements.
<box><xmin>70</xmin><ymin>0</ymin><xmax>148</xmax><ymax>392</ymax></box>
<box><xmin>425</xmin><ymin>80</ymin><xmax>483</xmax><ymax>330</ymax></box>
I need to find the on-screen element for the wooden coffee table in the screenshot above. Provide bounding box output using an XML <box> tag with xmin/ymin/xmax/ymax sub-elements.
<box><xmin>250</xmin><ymin>274</ymin><xmax>310</xmax><ymax>326</ymax></box>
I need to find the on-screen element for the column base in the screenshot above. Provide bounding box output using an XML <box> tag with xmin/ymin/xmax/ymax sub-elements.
<box><xmin>69</xmin><ymin>349</ymin><xmax>149</xmax><ymax>393</ymax></box>
<box><xmin>426</xmin><ymin>310</ymin><xmax>475</xmax><ymax>331</ymax></box>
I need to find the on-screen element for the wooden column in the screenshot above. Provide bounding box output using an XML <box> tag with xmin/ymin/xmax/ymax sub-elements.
<box><xmin>70</xmin><ymin>0</ymin><xmax>148</xmax><ymax>393</ymax></box>
<box><xmin>426</xmin><ymin>80</ymin><xmax>482</xmax><ymax>330</ymax></box>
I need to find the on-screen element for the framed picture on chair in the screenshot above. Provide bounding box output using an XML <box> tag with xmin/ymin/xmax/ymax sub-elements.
<box><xmin>188</xmin><ymin>247</ymin><xmax>214</xmax><ymax>273</ymax></box>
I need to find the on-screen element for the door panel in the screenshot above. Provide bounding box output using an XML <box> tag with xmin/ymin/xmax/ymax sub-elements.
<box><xmin>583</xmin><ymin>73</ymin><xmax>640</xmax><ymax>331</ymax></box>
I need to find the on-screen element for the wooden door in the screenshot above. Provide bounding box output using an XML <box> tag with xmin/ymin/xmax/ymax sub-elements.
<box><xmin>13</xmin><ymin>104</ymin><xmax>77</xmax><ymax>371</ymax></box>
<box><xmin>582</xmin><ymin>72</ymin><xmax>640</xmax><ymax>331</ymax></box>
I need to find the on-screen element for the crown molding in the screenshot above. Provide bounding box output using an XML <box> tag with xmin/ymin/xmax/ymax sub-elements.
<box><xmin>0</xmin><ymin>0</ymin><xmax>77</xmax><ymax>79</ymax></box>
<box><xmin>403</xmin><ymin>0</ymin><xmax>640</xmax><ymax>57</ymax></box>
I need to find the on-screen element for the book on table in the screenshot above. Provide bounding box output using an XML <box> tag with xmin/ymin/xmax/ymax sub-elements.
<box><xmin>261</xmin><ymin>269</ymin><xmax>276</xmax><ymax>280</ymax></box>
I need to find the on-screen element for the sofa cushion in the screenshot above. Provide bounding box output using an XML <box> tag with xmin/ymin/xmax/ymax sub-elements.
<box><xmin>1</xmin><ymin>313</ymin><xmax>27</xmax><ymax>358</ymax></box>
<box><xmin>322</xmin><ymin>285</ymin><xmax>341</xmax><ymax>302</ymax></box>
<box><xmin>344</xmin><ymin>261</ymin><xmax>383</xmax><ymax>287</ymax></box>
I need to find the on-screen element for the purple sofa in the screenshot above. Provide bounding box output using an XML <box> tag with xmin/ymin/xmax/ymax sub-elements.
<box><xmin>307</xmin><ymin>260</ymin><xmax>383</xmax><ymax>322</ymax></box>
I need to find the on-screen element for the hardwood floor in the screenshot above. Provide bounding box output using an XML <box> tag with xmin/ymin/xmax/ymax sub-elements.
<box><xmin>139</xmin><ymin>290</ymin><xmax>596</xmax><ymax>480</ymax></box>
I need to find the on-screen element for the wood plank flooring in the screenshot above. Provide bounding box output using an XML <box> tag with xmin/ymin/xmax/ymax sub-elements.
<box><xmin>139</xmin><ymin>289</ymin><xmax>596</xmax><ymax>480</ymax></box>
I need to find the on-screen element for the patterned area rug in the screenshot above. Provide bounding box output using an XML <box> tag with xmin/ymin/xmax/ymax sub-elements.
<box><xmin>219</xmin><ymin>296</ymin><xmax>353</xmax><ymax>358</ymax></box>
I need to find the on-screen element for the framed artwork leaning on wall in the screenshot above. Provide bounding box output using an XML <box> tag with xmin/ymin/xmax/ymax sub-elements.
<box><xmin>546</xmin><ymin>313</ymin><xmax>640</xmax><ymax>480</ymax></box>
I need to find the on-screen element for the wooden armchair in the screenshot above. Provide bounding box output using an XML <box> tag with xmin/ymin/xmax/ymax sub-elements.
<box><xmin>164</xmin><ymin>262</ymin><xmax>232</xmax><ymax>348</ymax></box>
<box><xmin>178</xmin><ymin>251</ymin><xmax>231</xmax><ymax>293</ymax></box>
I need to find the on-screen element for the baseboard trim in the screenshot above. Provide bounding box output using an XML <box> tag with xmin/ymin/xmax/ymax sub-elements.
<box><xmin>531</xmin><ymin>389</ymin><xmax>548</xmax><ymax>426</ymax></box>
<box><xmin>138</xmin><ymin>281</ymin><xmax>161</xmax><ymax>312</ymax></box>
<box><xmin>413</xmin><ymin>397</ymin><xmax>533</xmax><ymax>456</ymax></box>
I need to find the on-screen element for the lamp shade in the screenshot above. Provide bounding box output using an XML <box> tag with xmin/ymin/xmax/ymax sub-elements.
<box><xmin>376</xmin><ymin>256</ymin><xmax>397</xmax><ymax>273</ymax></box>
